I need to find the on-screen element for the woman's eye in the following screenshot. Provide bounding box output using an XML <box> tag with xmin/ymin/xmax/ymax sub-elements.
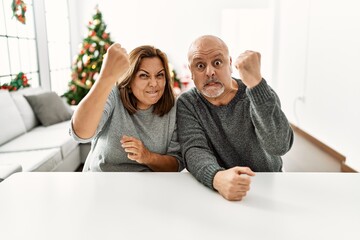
<box><xmin>156</xmin><ymin>73</ymin><xmax>165</xmax><ymax>78</ymax></box>
<box><xmin>139</xmin><ymin>74</ymin><xmax>149</xmax><ymax>79</ymax></box>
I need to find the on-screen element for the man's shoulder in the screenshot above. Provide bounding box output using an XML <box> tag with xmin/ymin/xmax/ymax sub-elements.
<box><xmin>176</xmin><ymin>88</ymin><xmax>201</xmax><ymax>113</ymax></box>
<box><xmin>178</xmin><ymin>87</ymin><xmax>198</xmax><ymax>102</ymax></box>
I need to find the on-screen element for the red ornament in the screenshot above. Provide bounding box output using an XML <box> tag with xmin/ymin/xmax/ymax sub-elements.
<box><xmin>12</xmin><ymin>0</ymin><xmax>27</xmax><ymax>24</ymax></box>
<box><xmin>102</xmin><ymin>32</ymin><xmax>108</xmax><ymax>39</ymax></box>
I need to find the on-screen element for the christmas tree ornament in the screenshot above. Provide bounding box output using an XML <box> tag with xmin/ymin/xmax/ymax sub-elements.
<box><xmin>85</xmin><ymin>80</ymin><xmax>92</xmax><ymax>87</ymax></box>
<box><xmin>12</xmin><ymin>0</ymin><xmax>27</xmax><ymax>24</ymax></box>
<box><xmin>168</xmin><ymin>63</ymin><xmax>182</xmax><ymax>91</ymax></box>
<box><xmin>0</xmin><ymin>72</ymin><xmax>30</xmax><ymax>91</ymax></box>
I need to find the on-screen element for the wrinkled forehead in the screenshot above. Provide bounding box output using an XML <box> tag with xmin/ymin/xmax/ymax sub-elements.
<box><xmin>188</xmin><ymin>36</ymin><xmax>229</xmax><ymax>62</ymax></box>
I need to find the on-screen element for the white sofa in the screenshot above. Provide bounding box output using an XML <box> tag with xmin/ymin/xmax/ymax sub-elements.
<box><xmin>0</xmin><ymin>88</ymin><xmax>90</xmax><ymax>180</ymax></box>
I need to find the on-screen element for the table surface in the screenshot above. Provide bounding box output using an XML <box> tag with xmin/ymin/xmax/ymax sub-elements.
<box><xmin>0</xmin><ymin>172</ymin><xmax>359</xmax><ymax>240</ymax></box>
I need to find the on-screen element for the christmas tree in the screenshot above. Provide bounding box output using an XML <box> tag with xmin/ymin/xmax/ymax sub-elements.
<box><xmin>168</xmin><ymin>63</ymin><xmax>182</xmax><ymax>96</ymax></box>
<box><xmin>62</xmin><ymin>6</ymin><xmax>113</xmax><ymax>105</ymax></box>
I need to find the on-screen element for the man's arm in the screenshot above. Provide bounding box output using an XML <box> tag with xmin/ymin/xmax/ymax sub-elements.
<box><xmin>247</xmin><ymin>80</ymin><xmax>294</xmax><ymax>156</ymax></box>
<box><xmin>176</xmin><ymin>95</ymin><xmax>223</xmax><ymax>189</ymax></box>
<box><xmin>235</xmin><ymin>50</ymin><xmax>293</xmax><ymax>156</ymax></box>
<box><xmin>177</xmin><ymin>92</ymin><xmax>255</xmax><ymax>201</ymax></box>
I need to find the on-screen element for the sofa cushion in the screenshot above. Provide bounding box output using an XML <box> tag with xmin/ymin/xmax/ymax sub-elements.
<box><xmin>0</xmin><ymin>148</ymin><xmax>62</xmax><ymax>172</ymax></box>
<box><xmin>24</xmin><ymin>91</ymin><xmax>73</xmax><ymax>127</ymax></box>
<box><xmin>0</xmin><ymin>121</ymin><xmax>78</xmax><ymax>159</ymax></box>
<box><xmin>10</xmin><ymin>87</ymin><xmax>46</xmax><ymax>131</ymax></box>
<box><xmin>0</xmin><ymin>90</ymin><xmax>26</xmax><ymax>145</ymax></box>
<box><xmin>0</xmin><ymin>163</ymin><xmax>22</xmax><ymax>180</ymax></box>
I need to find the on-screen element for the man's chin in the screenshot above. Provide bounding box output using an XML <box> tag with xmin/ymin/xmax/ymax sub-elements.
<box><xmin>201</xmin><ymin>87</ymin><xmax>224</xmax><ymax>98</ymax></box>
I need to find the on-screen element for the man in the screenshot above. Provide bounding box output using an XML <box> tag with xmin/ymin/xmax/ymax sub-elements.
<box><xmin>177</xmin><ymin>35</ymin><xmax>294</xmax><ymax>201</ymax></box>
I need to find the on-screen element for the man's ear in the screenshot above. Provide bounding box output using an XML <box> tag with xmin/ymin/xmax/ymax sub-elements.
<box><xmin>229</xmin><ymin>57</ymin><xmax>233</xmax><ymax>73</ymax></box>
<box><xmin>188</xmin><ymin>64</ymin><xmax>194</xmax><ymax>80</ymax></box>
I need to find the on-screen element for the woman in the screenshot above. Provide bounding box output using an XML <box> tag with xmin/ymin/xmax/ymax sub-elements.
<box><xmin>70</xmin><ymin>43</ymin><xmax>184</xmax><ymax>172</ymax></box>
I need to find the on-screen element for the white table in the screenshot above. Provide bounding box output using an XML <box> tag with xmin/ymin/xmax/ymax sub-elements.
<box><xmin>0</xmin><ymin>172</ymin><xmax>359</xmax><ymax>240</ymax></box>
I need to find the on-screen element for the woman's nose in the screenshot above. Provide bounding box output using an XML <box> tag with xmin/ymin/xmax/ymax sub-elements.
<box><xmin>148</xmin><ymin>77</ymin><xmax>158</xmax><ymax>87</ymax></box>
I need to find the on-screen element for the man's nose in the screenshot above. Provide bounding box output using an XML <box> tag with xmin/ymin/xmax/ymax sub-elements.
<box><xmin>206</xmin><ymin>65</ymin><xmax>215</xmax><ymax>77</ymax></box>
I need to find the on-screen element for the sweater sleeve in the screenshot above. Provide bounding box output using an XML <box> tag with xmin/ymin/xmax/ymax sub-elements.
<box><xmin>246</xmin><ymin>79</ymin><xmax>294</xmax><ymax>156</ymax></box>
<box><xmin>166</xmin><ymin>123</ymin><xmax>185</xmax><ymax>172</ymax></box>
<box><xmin>69</xmin><ymin>87</ymin><xmax>116</xmax><ymax>143</ymax></box>
<box><xmin>176</xmin><ymin>94</ymin><xmax>224</xmax><ymax>189</ymax></box>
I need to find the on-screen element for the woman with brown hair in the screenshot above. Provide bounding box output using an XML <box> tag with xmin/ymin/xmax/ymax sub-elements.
<box><xmin>70</xmin><ymin>43</ymin><xmax>183</xmax><ymax>172</ymax></box>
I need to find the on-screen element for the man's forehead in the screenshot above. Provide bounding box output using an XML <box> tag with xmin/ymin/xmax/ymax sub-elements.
<box><xmin>191</xmin><ymin>51</ymin><xmax>226</xmax><ymax>61</ymax></box>
<box><xmin>188</xmin><ymin>35</ymin><xmax>229</xmax><ymax>60</ymax></box>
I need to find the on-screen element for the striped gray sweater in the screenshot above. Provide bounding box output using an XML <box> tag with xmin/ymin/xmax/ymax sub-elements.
<box><xmin>176</xmin><ymin>79</ymin><xmax>294</xmax><ymax>189</ymax></box>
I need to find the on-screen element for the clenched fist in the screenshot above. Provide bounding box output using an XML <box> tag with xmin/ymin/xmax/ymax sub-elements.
<box><xmin>213</xmin><ymin>166</ymin><xmax>255</xmax><ymax>201</ymax></box>
<box><xmin>99</xmin><ymin>43</ymin><xmax>130</xmax><ymax>85</ymax></box>
<box><xmin>234</xmin><ymin>50</ymin><xmax>262</xmax><ymax>89</ymax></box>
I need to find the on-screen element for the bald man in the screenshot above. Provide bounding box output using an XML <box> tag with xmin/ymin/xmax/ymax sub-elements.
<box><xmin>176</xmin><ymin>35</ymin><xmax>294</xmax><ymax>201</ymax></box>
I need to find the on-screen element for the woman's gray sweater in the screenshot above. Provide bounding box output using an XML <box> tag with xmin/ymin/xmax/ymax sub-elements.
<box><xmin>70</xmin><ymin>87</ymin><xmax>183</xmax><ymax>172</ymax></box>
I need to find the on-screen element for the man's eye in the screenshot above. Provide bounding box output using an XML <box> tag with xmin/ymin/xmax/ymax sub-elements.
<box><xmin>196</xmin><ymin>63</ymin><xmax>205</xmax><ymax>69</ymax></box>
<box><xmin>214</xmin><ymin>60</ymin><xmax>222</xmax><ymax>66</ymax></box>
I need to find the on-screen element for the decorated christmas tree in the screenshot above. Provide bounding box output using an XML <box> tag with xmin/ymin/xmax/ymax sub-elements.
<box><xmin>62</xmin><ymin>6</ymin><xmax>113</xmax><ymax>105</ymax></box>
<box><xmin>168</xmin><ymin>63</ymin><xmax>182</xmax><ymax>96</ymax></box>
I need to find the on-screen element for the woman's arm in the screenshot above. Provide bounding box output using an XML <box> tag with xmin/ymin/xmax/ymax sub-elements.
<box><xmin>121</xmin><ymin>135</ymin><xmax>179</xmax><ymax>172</ymax></box>
<box><xmin>142</xmin><ymin>153</ymin><xmax>179</xmax><ymax>172</ymax></box>
<box><xmin>72</xmin><ymin>43</ymin><xmax>129</xmax><ymax>139</ymax></box>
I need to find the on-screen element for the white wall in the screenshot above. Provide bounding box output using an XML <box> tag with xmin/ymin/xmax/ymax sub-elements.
<box><xmin>276</xmin><ymin>0</ymin><xmax>360</xmax><ymax>170</ymax></box>
<box><xmin>221</xmin><ymin>8</ymin><xmax>274</xmax><ymax>86</ymax></box>
<box><xmin>73</xmin><ymin>0</ymin><xmax>269</xmax><ymax>73</ymax></box>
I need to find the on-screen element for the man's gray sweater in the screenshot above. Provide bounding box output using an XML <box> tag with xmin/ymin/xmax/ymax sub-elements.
<box><xmin>176</xmin><ymin>79</ymin><xmax>294</xmax><ymax>189</ymax></box>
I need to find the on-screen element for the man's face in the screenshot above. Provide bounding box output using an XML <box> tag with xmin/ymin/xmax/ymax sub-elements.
<box><xmin>188</xmin><ymin>38</ymin><xmax>232</xmax><ymax>98</ymax></box>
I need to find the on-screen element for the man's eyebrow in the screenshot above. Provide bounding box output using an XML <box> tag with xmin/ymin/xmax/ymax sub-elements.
<box><xmin>192</xmin><ymin>53</ymin><xmax>224</xmax><ymax>62</ymax></box>
<box><xmin>191</xmin><ymin>57</ymin><xmax>203</xmax><ymax>62</ymax></box>
<box><xmin>213</xmin><ymin>53</ymin><xmax>225</xmax><ymax>58</ymax></box>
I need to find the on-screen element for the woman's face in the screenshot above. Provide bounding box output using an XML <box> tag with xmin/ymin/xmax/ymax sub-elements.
<box><xmin>131</xmin><ymin>57</ymin><xmax>166</xmax><ymax>110</ymax></box>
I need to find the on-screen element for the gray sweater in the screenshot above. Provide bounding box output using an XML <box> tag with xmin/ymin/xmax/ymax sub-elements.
<box><xmin>70</xmin><ymin>87</ymin><xmax>184</xmax><ymax>172</ymax></box>
<box><xmin>176</xmin><ymin>79</ymin><xmax>293</xmax><ymax>189</ymax></box>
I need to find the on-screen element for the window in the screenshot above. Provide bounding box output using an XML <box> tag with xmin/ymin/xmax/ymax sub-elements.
<box><xmin>0</xmin><ymin>0</ymin><xmax>39</xmax><ymax>88</ymax></box>
<box><xmin>0</xmin><ymin>0</ymin><xmax>72</xmax><ymax>95</ymax></box>
<box><xmin>44</xmin><ymin>0</ymin><xmax>71</xmax><ymax>95</ymax></box>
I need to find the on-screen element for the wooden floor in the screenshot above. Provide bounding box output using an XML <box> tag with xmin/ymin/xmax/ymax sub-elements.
<box><xmin>283</xmin><ymin>125</ymin><xmax>346</xmax><ymax>172</ymax></box>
